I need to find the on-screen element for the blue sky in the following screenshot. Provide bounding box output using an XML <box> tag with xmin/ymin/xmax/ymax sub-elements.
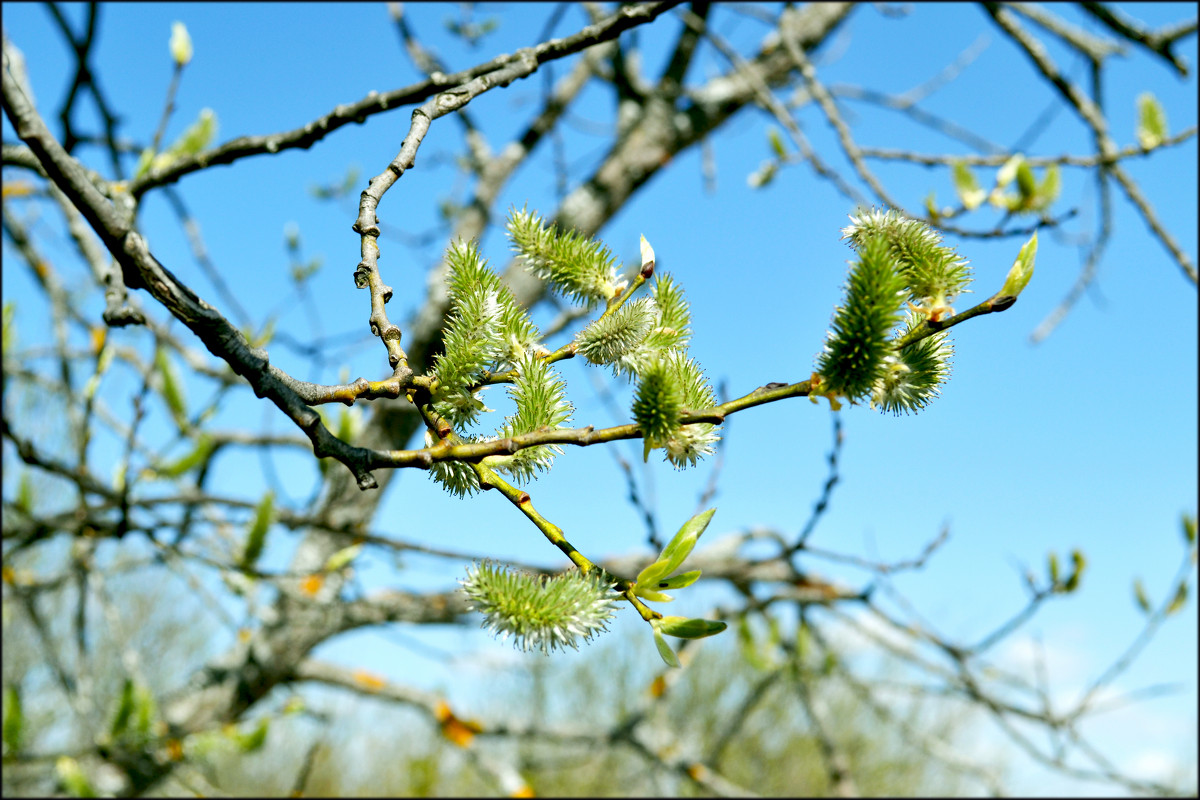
<box><xmin>3</xmin><ymin>2</ymin><xmax>1197</xmax><ymax>794</ymax></box>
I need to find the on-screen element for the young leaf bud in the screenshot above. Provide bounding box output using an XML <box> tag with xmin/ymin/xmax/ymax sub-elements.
<box><xmin>640</xmin><ymin>235</ymin><xmax>656</xmax><ymax>278</ymax></box>
<box><xmin>169</xmin><ymin>22</ymin><xmax>193</xmax><ymax>67</ymax></box>
<box><xmin>1136</xmin><ymin>92</ymin><xmax>1168</xmax><ymax>149</ymax></box>
<box><xmin>999</xmin><ymin>232</ymin><xmax>1037</xmax><ymax>300</ymax></box>
<box><xmin>658</xmin><ymin>616</ymin><xmax>727</xmax><ymax>639</ymax></box>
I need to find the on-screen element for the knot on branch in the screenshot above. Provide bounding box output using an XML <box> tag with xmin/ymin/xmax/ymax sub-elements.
<box><xmin>354</xmin><ymin>262</ymin><xmax>372</xmax><ymax>289</ymax></box>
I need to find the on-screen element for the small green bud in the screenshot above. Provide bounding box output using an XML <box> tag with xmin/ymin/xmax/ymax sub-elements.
<box><xmin>1016</xmin><ymin>160</ymin><xmax>1037</xmax><ymax>200</ymax></box>
<box><xmin>1062</xmin><ymin>549</ymin><xmax>1085</xmax><ymax>593</ymax></box>
<box><xmin>170</xmin><ymin>21</ymin><xmax>193</xmax><ymax>67</ymax></box>
<box><xmin>747</xmin><ymin>160</ymin><xmax>777</xmax><ymax>188</ymax></box>
<box><xmin>1166</xmin><ymin>582</ymin><xmax>1188</xmax><ymax>615</ymax></box>
<box><xmin>1133</xmin><ymin>579</ymin><xmax>1152</xmax><ymax>614</ymax></box>
<box><xmin>995</xmin><ymin>155</ymin><xmax>1023</xmax><ymax>189</ymax></box>
<box><xmin>768</xmin><ymin>127</ymin><xmax>787</xmax><ymax>158</ymax></box>
<box><xmin>999</xmin><ymin>232</ymin><xmax>1037</xmax><ymax>300</ymax></box>
<box><xmin>658</xmin><ymin>615</ymin><xmax>727</xmax><ymax>639</ymax></box>
<box><xmin>640</xmin><ymin>235</ymin><xmax>655</xmax><ymax>278</ymax></box>
<box><xmin>952</xmin><ymin>161</ymin><xmax>985</xmax><ymax>210</ymax></box>
<box><xmin>1136</xmin><ymin>92</ymin><xmax>1167</xmax><ymax>149</ymax></box>
<box><xmin>323</xmin><ymin>543</ymin><xmax>362</xmax><ymax>573</ymax></box>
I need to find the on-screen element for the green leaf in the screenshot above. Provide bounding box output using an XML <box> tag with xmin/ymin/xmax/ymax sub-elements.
<box><xmin>1015</xmin><ymin>159</ymin><xmax>1037</xmax><ymax>201</ymax></box>
<box><xmin>657</xmin><ymin>569</ymin><xmax>702</xmax><ymax>590</ymax></box>
<box><xmin>83</xmin><ymin>344</ymin><xmax>114</xmax><ymax>401</ymax></box>
<box><xmin>995</xmin><ymin>154</ymin><xmax>1022</xmax><ymax>189</ymax></box>
<box><xmin>999</xmin><ymin>232</ymin><xmax>1037</xmax><ymax>299</ymax></box>
<box><xmin>658</xmin><ymin>509</ymin><xmax>714</xmax><ymax>573</ymax></box>
<box><xmin>1182</xmin><ymin>514</ymin><xmax>1196</xmax><ymax>545</ymax></box>
<box><xmin>747</xmin><ymin>160</ymin><xmax>777</xmax><ymax>189</ymax></box>
<box><xmin>1136</xmin><ymin>92</ymin><xmax>1167</xmax><ymax>149</ymax></box>
<box><xmin>924</xmin><ymin>192</ymin><xmax>940</xmax><ymax>222</ymax></box>
<box><xmin>56</xmin><ymin>757</ymin><xmax>96</xmax><ymax>798</ymax></box>
<box><xmin>323</xmin><ymin>543</ymin><xmax>362</xmax><ymax>573</ymax></box>
<box><xmin>133</xmin><ymin>684</ymin><xmax>157</xmax><ymax>740</ymax></box>
<box><xmin>290</xmin><ymin>257</ymin><xmax>323</xmax><ymax>284</ymax></box>
<box><xmin>155</xmin><ymin>434</ymin><xmax>216</xmax><ymax>478</ymax></box>
<box><xmin>1166</xmin><ymin>582</ymin><xmax>1188</xmax><ymax>615</ymax></box>
<box><xmin>1047</xmin><ymin>551</ymin><xmax>1060</xmax><ymax>585</ymax></box>
<box><xmin>634</xmin><ymin>586</ymin><xmax>674</xmax><ymax>603</ymax></box>
<box><xmin>1133</xmin><ymin>579</ymin><xmax>1152</xmax><ymax>614</ymax></box>
<box><xmin>1036</xmin><ymin>164</ymin><xmax>1061</xmax><ymax>210</ymax></box>
<box><xmin>166</xmin><ymin>109</ymin><xmax>218</xmax><ymax>160</ymax></box>
<box><xmin>795</xmin><ymin>619</ymin><xmax>811</xmax><ymax>662</ymax></box>
<box><xmin>133</xmin><ymin>147</ymin><xmax>156</xmax><ymax>180</ymax></box>
<box><xmin>15</xmin><ymin>472</ymin><xmax>33</xmax><ymax>514</ymax></box>
<box><xmin>952</xmin><ymin>161</ymin><xmax>985</xmax><ymax>210</ymax></box>
<box><xmin>737</xmin><ymin>616</ymin><xmax>762</xmax><ymax>667</ymax></box>
<box><xmin>155</xmin><ymin>345</ymin><xmax>188</xmax><ymax>427</ymax></box>
<box><xmin>110</xmin><ymin>678</ymin><xmax>135</xmax><ymax>739</ymax></box>
<box><xmin>651</xmin><ymin>623</ymin><xmax>681</xmax><ymax>668</ymax></box>
<box><xmin>768</xmin><ymin>127</ymin><xmax>787</xmax><ymax>158</ymax></box>
<box><xmin>232</xmin><ymin>718</ymin><xmax>269</xmax><ymax>752</ymax></box>
<box><xmin>658</xmin><ymin>615</ymin><xmax>727</xmax><ymax>639</ymax></box>
<box><xmin>239</xmin><ymin>491</ymin><xmax>274</xmax><ymax>570</ymax></box>
<box><xmin>3</xmin><ymin>685</ymin><xmax>23</xmax><ymax>755</ymax></box>
<box><xmin>336</xmin><ymin>407</ymin><xmax>362</xmax><ymax>443</ymax></box>
<box><xmin>242</xmin><ymin>317</ymin><xmax>276</xmax><ymax>349</ymax></box>
<box><xmin>637</xmin><ymin>508</ymin><xmax>715</xmax><ymax>588</ymax></box>
<box><xmin>1062</xmin><ymin>549</ymin><xmax>1085</xmax><ymax>593</ymax></box>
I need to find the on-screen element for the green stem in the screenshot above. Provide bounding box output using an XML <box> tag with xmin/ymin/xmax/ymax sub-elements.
<box><xmin>892</xmin><ymin>292</ymin><xmax>1018</xmax><ymax>351</ymax></box>
<box><xmin>472</xmin><ymin>462</ymin><xmax>660</xmax><ymax>622</ymax></box>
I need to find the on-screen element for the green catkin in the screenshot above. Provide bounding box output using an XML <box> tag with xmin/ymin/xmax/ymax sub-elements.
<box><xmin>632</xmin><ymin>359</ymin><xmax>682</xmax><ymax>461</ymax></box>
<box><xmin>816</xmin><ymin>236</ymin><xmax>906</xmax><ymax>400</ymax></box>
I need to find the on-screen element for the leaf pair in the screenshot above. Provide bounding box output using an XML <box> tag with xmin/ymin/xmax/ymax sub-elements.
<box><xmin>634</xmin><ymin>509</ymin><xmax>727</xmax><ymax>667</ymax></box>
